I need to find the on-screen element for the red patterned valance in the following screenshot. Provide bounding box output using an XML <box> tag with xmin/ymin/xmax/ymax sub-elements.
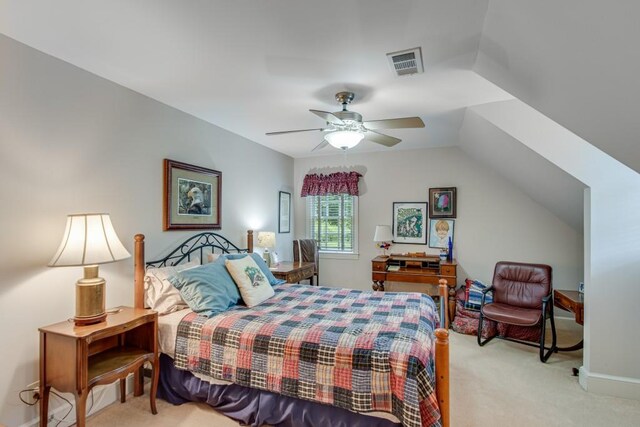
<box><xmin>300</xmin><ymin>172</ymin><xmax>362</xmax><ymax>197</ymax></box>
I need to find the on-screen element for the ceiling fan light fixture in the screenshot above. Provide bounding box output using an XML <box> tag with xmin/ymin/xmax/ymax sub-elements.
<box><xmin>325</xmin><ymin>130</ymin><xmax>364</xmax><ymax>150</ymax></box>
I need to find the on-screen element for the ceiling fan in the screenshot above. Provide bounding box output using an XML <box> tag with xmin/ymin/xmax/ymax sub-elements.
<box><xmin>266</xmin><ymin>91</ymin><xmax>425</xmax><ymax>151</ymax></box>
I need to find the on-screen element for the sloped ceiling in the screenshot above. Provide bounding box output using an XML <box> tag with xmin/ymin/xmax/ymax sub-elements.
<box><xmin>2</xmin><ymin>0</ymin><xmax>617</xmax><ymax>233</ymax></box>
<box><xmin>476</xmin><ymin>0</ymin><xmax>640</xmax><ymax>174</ymax></box>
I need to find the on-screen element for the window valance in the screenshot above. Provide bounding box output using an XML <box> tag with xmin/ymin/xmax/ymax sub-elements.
<box><xmin>300</xmin><ymin>171</ymin><xmax>362</xmax><ymax>197</ymax></box>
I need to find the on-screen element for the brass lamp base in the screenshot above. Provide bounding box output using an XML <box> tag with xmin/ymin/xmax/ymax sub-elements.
<box><xmin>75</xmin><ymin>265</ymin><xmax>106</xmax><ymax>326</ymax></box>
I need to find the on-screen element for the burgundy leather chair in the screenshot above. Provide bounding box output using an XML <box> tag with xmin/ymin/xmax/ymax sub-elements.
<box><xmin>477</xmin><ymin>261</ymin><xmax>557</xmax><ymax>362</ymax></box>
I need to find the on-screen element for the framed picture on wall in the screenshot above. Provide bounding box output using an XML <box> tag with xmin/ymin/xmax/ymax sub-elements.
<box><xmin>428</xmin><ymin>187</ymin><xmax>457</xmax><ymax>218</ymax></box>
<box><xmin>392</xmin><ymin>202</ymin><xmax>428</xmax><ymax>244</ymax></box>
<box><xmin>429</xmin><ymin>218</ymin><xmax>455</xmax><ymax>249</ymax></box>
<box><xmin>163</xmin><ymin>159</ymin><xmax>222</xmax><ymax>230</ymax></box>
<box><xmin>279</xmin><ymin>191</ymin><xmax>291</xmax><ymax>233</ymax></box>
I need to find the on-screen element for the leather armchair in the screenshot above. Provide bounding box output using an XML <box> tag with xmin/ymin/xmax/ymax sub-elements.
<box><xmin>477</xmin><ymin>261</ymin><xmax>557</xmax><ymax>362</ymax></box>
<box><xmin>293</xmin><ymin>239</ymin><xmax>319</xmax><ymax>286</ymax></box>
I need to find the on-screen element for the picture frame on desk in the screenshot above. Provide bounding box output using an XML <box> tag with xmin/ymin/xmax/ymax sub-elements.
<box><xmin>392</xmin><ymin>202</ymin><xmax>428</xmax><ymax>244</ymax></box>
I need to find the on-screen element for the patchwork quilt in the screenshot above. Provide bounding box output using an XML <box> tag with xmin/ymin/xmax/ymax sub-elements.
<box><xmin>174</xmin><ymin>283</ymin><xmax>442</xmax><ymax>427</ymax></box>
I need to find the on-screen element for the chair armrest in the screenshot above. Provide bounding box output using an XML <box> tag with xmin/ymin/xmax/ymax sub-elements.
<box><xmin>481</xmin><ymin>286</ymin><xmax>494</xmax><ymax>295</ymax></box>
<box><xmin>480</xmin><ymin>285</ymin><xmax>494</xmax><ymax>307</ymax></box>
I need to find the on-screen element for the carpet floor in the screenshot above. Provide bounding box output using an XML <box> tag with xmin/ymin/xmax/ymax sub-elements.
<box><xmin>87</xmin><ymin>319</ymin><xmax>640</xmax><ymax>426</ymax></box>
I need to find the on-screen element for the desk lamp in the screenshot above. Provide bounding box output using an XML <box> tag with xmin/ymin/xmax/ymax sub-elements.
<box><xmin>257</xmin><ymin>231</ymin><xmax>276</xmax><ymax>267</ymax></box>
<box><xmin>49</xmin><ymin>214</ymin><xmax>130</xmax><ymax>325</ymax></box>
<box><xmin>374</xmin><ymin>225</ymin><xmax>393</xmax><ymax>257</ymax></box>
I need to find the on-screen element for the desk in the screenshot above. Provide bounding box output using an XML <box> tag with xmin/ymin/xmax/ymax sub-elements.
<box><xmin>372</xmin><ymin>255</ymin><xmax>457</xmax><ymax>320</ymax></box>
<box><xmin>271</xmin><ymin>261</ymin><xmax>315</xmax><ymax>285</ymax></box>
<box><xmin>554</xmin><ymin>290</ymin><xmax>584</xmax><ymax>352</ymax></box>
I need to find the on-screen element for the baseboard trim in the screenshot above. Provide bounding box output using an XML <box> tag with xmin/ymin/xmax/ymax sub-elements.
<box><xmin>579</xmin><ymin>367</ymin><xmax>640</xmax><ymax>399</ymax></box>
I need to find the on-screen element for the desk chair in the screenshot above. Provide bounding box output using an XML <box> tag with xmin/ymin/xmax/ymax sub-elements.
<box><xmin>293</xmin><ymin>239</ymin><xmax>319</xmax><ymax>286</ymax></box>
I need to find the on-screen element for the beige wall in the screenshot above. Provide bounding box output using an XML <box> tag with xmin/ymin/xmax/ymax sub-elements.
<box><xmin>293</xmin><ymin>147</ymin><xmax>583</xmax><ymax>294</ymax></box>
<box><xmin>0</xmin><ymin>35</ymin><xmax>293</xmax><ymax>426</ymax></box>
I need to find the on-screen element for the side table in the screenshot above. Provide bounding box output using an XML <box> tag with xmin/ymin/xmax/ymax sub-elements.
<box><xmin>39</xmin><ymin>306</ymin><xmax>158</xmax><ymax>426</ymax></box>
<box><xmin>270</xmin><ymin>261</ymin><xmax>315</xmax><ymax>285</ymax></box>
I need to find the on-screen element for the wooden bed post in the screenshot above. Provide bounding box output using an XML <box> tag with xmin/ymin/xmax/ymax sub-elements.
<box><xmin>247</xmin><ymin>229</ymin><xmax>253</xmax><ymax>253</ymax></box>
<box><xmin>436</xmin><ymin>279</ymin><xmax>450</xmax><ymax>426</ymax></box>
<box><xmin>134</xmin><ymin>234</ymin><xmax>145</xmax><ymax>310</ymax></box>
<box><xmin>435</xmin><ymin>328</ymin><xmax>450</xmax><ymax>427</ymax></box>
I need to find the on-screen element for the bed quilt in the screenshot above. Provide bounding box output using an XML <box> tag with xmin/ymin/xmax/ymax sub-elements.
<box><xmin>174</xmin><ymin>283</ymin><xmax>442</xmax><ymax>427</ymax></box>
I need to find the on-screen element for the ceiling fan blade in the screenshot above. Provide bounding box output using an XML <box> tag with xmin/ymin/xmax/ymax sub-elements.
<box><xmin>364</xmin><ymin>130</ymin><xmax>401</xmax><ymax>147</ymax></box>
<box><xmin>363</xmin><ymin>116</ymin><xmax>425</xmax><ymax>130</ymax></box>
<box><xmin>312</xmin><ymin>140</ymin><xmax>329</xmax><ymax>152</ymax></box>
<box><xmin>309</xmin><ymin>109</ymin><xmax>345</xmax><ymax>125</ymax></box>
<box><xmin>266</xmin><ymin>128</ymin><xmax>324</xmax><ymax>136</ymax></box>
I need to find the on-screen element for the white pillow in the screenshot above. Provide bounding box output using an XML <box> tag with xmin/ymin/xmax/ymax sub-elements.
<box><xmin>225</xmin><ymin>256</ymin><xmax>275</xmax><ymax>307</ymax></box>
<box><xmin>144</xmin><ymin>258</ymin><xmax>200</xmax><ymax>314</ymax></box>
<box><xmin>207</xmin><ymin>252</ymin><xmax>220</xmax><ymax>263</ymax></box>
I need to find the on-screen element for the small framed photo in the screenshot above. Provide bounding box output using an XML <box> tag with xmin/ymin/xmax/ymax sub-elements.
<box><xmin>163</xmin><ymin>159</ymin><xmax>222</xmax><ymax>230</ymax></box>
<box><xmin>279</xmin><ymin>191</ymin><xmax>291</xmax><ymax>233</ymax></box>
<box><xmin>429</xmin><ymin>219</ymin><xmax>455</xmax><ymax>249</ymax></box>
<box><xmin>392</xmin><ymin>202</ymin><xmax>428</xmax><ymax>244</ymax></box>
<box><xmin>429</xmin><ymin>187</ymin><xmax>457</xmax><ymax>218</ymax></box>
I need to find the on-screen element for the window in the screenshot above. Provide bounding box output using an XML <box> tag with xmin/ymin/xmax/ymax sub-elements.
<box><xmin>306</xmin><ymin>194</ymin><xmax>358</xmax><ymax>254</ymax></box>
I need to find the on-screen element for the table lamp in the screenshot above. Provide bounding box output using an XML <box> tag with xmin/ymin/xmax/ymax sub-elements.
<box><xmin>256</xmin><ymin>231</ymin><xmax>276</xmax><ymax>267</ymax></box>
<box><xmin>374</xmin><ymin>225</ymin><xmax>393</xmax><ymax>257</ymax></box>
<box><xmin>49</xmin><ymin>213</ymin><xmax>131</xmax><ymax>326</ymax></box>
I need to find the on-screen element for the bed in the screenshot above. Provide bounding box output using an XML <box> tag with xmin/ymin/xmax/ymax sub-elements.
<box><xmin>133</xmin><ymin>231</ymin><xmax>450</xmax><ymax>427</ymax></box>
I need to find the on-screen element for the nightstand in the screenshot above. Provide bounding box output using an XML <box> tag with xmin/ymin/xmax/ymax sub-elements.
<box><xmin>38</xmin><ymin>307</ymin><xmax>159</xmax><ymax>427</ymax></box>
<box><xmin>270</xmin><ymin>261</ymin><xmax>316</xmax><ymax>285</ymax></box>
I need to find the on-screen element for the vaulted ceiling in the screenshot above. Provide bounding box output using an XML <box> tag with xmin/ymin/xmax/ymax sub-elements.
<box><xmin>3</xmin><ymin>0</ymin><xmax>637</xmax><ymax>232</ymax></box>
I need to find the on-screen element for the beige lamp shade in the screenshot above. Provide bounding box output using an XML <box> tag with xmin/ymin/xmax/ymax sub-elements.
<box><xmin>49</xmin><ymin>213</ymin><xmax>130</xmax><ymax>326</ymax></box>
<box><xmin>373</xmin><ymin>225</ymin><xmax>393</xmax><ymax>242</ymax></box>
<box><xmin>49</xmin><ymin>213</ymin><xmax>130</xmax><ymax>267</ymax></box>
<box><xmin>256</xmin><ymin>231</ymin><xmax>276</xmax><ymax>249</ymax></box>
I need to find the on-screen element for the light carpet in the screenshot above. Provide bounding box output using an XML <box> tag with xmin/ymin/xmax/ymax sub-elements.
<box><xmin>87</xmin><ymin>319</ymin><xmax>640</xmax><ymax>426</ymax></box>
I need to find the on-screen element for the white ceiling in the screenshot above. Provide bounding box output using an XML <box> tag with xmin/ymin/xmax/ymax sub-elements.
<box><xmin>0</xmin><ymin>0</ymin><xmax>513</xmax><ymax>158</ymax></box>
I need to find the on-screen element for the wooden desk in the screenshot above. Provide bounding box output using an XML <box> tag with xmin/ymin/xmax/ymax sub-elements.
<box><xmin>554</xmin><ymin>290</ymin><xmax>584</xmax><ymax>352</ymax></box>
<box><xmin>270</xmin><ymin>261</ymin><xmax>316</xmax><ymax>285</ymax></box>
<box><xmin>372</xmin><ymin>255</ymin><xmax>457</xmax><ymax>320</ymax></box>
<box><xmin>39</xmin><ymin>307</ymin><xmax>158</xmax><ymax>426</ymax></box>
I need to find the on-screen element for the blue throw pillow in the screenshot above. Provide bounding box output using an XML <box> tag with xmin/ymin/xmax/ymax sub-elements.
<box><xmin>170</xmin><ymin>259</ymin><xmax>241</xmax><ymax>317</ymax></box>
<box><xmin>224</xmin><ymin>253</ymin><xmax>286</xmax><ymax>285</ymax></box>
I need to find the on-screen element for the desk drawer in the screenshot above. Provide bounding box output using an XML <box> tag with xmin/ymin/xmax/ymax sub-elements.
<box><xmin>372</xmin><ymin>262</ymin><xmax>386</xmax><ymax>272</ymax></box>
<box><xmin>441</xmin><ymin>265</ymin><xmax>456</xmax><ymax>276</ymax></box>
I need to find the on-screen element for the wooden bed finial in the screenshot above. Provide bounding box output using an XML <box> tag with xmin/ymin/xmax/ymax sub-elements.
<box><xmin>134</xmin><ymin>234</ymin><xmax>145</xmax><ymax>309</ymax></box>
<box><xmin>438</xmin><ymin>279</ymin><xmax>449</xmax><ymax>330</ymax></box>
<box><xmin>247</xmin><ymin>229</ymin><xmax>254</xmax><ymax>253</ymax></box>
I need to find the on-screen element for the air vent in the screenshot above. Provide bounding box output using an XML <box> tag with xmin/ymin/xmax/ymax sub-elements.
<box><xmin>386</xmin><ymin>47</ymin><xmax>424</xmax><ymax>76</ymax></box>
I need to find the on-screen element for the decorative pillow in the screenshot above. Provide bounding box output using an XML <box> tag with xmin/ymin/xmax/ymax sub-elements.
<box><xmin>144</xmin><ymin>259</ymin><xmax>200</xmax><ymax>315</ymax></box>
<box><xmin>170</xmin><ymin>258</ymin><xmax>241</xmax><ymax>317</ymax></box>
<box><xmin>224</xmin><ymin>253</ymin><xmax>286</xmax><ymax>286</ymax></box>
<box><xmin>207</xmin><ymin>253</ymin><xmax>220</xmax><ymax>263</ymax></box>
<box><xmin>225</xmin><ymin>256</ymin><xmax>275</xmax><ymax>307</ymax></box>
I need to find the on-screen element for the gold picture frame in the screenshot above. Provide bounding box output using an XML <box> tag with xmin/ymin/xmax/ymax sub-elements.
<box><xmin>163</xmin><ymin>159</ymin><xmax>221</xmax><ymax>230</ymax></box>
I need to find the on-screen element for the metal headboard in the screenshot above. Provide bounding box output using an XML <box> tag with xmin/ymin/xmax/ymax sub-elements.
<box><xmin>145</xmin><ymin>232</ymin><xmax>251</xmax><ymax>268</ymax></box>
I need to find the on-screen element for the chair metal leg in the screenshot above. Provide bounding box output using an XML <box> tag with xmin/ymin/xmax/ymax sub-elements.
<box><xmin>477</xmin><ymin>310</ymin><xmax>496</xmax><ymax>347</ymax></box>
<box><xmin>539</xmin><ymin>299</ymin><xmax>557</xmax><ymax>363</ymax></box>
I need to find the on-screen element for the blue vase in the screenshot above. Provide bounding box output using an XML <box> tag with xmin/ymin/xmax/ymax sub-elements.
<box><xmin>447</xmin><ymin>237</ymin><xmax>453</xmax><ymax>261</ymax></box>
